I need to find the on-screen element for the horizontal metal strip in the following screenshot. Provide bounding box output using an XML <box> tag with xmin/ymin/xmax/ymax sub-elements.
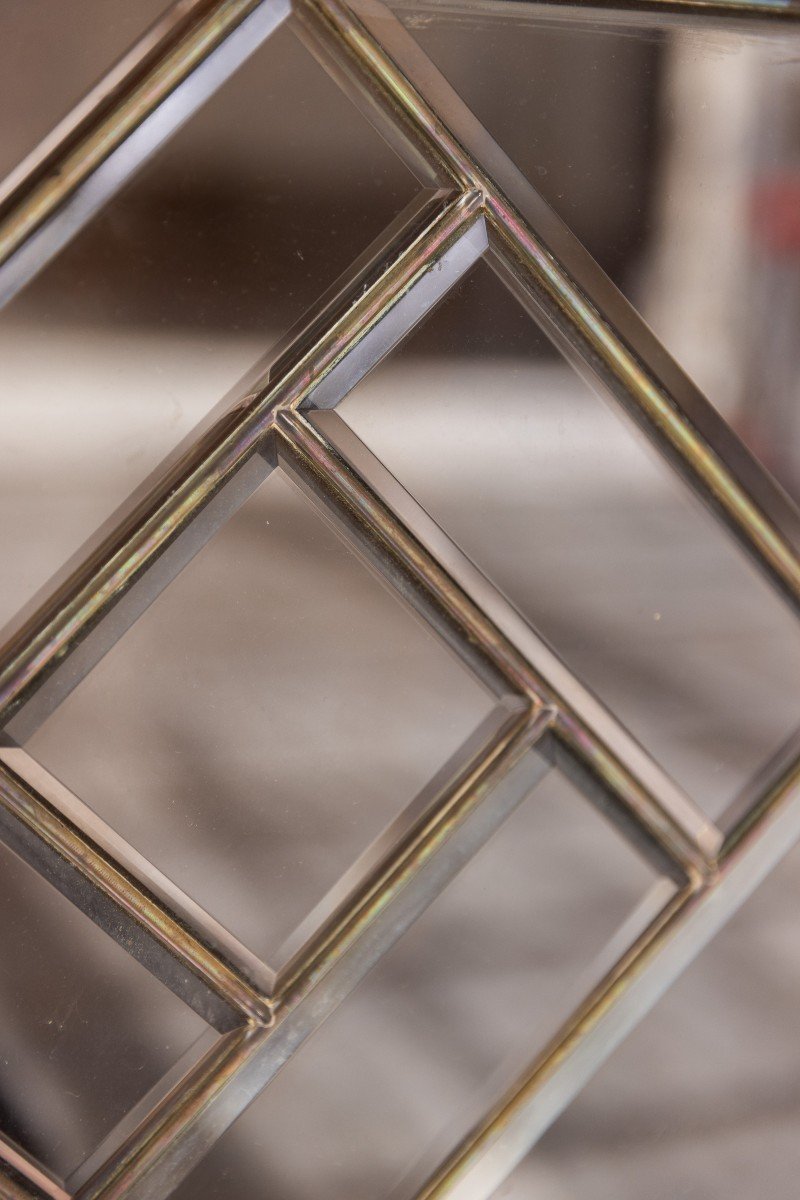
<box><xmin>0</xmin><ymin>0</ymin><xmax>290</xmax><ymax>308</ymax></box>
<box><xmin>279</xmin><ymin>407</ymin><xmax>720</xmax><ymax>879</ymax></box>
<box><xmin>387</xmin><ymin>0</ymin><xmax>800</xmax><ymax>26</ymax></box>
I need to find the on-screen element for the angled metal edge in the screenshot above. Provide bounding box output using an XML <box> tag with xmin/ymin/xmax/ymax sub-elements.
<box><xmin>0</xmin><ymin>0</ymin><xmax>291</xmax><ymax>308</ymax></box>
<box><xmin>388</xmin><ymin>0</ymin><xmax>800</xmax><ymax>26</ymax></box>
<box><xmin>269</xmin><ymin>701</ymin><xmax>526</xmax><ymax>980</ymax></box>
<box><xmin>404</xmin><ymin>738</ymin><xmax>800</xmax><ymax>1200</ymax></box>
<box><xmin>0</xmin><ymin>1141</ymin><xmax>68</xmax><ymax>1200</ymax></box>
<box><xmin>0</xmin><ymin>748</ymin><xmax>271</xmax><ymax>1029</ymax></box>
<box><xmin>74</xmin><ymin>715</ymin><xmax>552</xmax><ymax>1200</ymax></box>
<box><xmin>278</xmin><ymin>407</ymin><xmax>720</xmax><ymax>879</ymax></box>
<box><xmin>295</xmin><ymin>0</ymin><xmax>800</xmax><ymax>618</ymax></box>
<box><xmin>74</xmin><ymin>1024</ymin><xmax>260</xmax><ymax>1200</ymax></box>
<box><xmin>0</xmin><ymin>191</ymin><xmax>482</xmax><ymax>739</ymax></box>
<box><xmin>271</xmin><ymin>699</ymin><xmax>536</xmax><ymax>1000</ymax></box>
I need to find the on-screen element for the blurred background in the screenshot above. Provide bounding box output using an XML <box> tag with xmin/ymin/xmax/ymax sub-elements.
<box><xmin>2</xmin><ymin>1</ymin><xmax>800</xmax><ymax>1196</ymax></box>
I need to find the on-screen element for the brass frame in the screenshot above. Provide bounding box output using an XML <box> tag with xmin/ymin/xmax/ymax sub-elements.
<box><xmin>1</xmin><ymin>0</ymin><xmax>800</xmax><ymax>1197</ymax></box>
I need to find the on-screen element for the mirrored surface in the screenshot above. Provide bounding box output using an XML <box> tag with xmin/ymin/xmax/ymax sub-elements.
<box><xmin>340</xmin><ymin>261</ymin><xmax>800</xmax><ymax>818</ymax></box>
<box><xmin>0</xmin><ymin>0</ymin><xmax>168</xmax><ymax>178</ymax></box>
<box><xmin>398</xmin><ymin>12</ymin><xmax>800</xmax><ymax>501</ymax></box>
<box><xmin>507</xmin><ymin>842</ymin><xmax>800</xmax><ymax>1199</ymax></box>
<box><xmin>26</xmin><ymin>469</ymin><xmax>493</xmax><ymax>968</ymax></box>
<box><xmin>168</xmin><ymin>770</ymin><xmax>659</xmax><ymax>1200</ymax></box>
<box><xmin>0</xmin><ymin>840</ymin><xmax>207</xmax><ymax>1183</ymax></box>
<box><xmin>3</xmin><ymin>5</ymin><xmax>800</xmax><ymax>1197</ymax></box>
<box><xmin>0</xmin><ymin>18</ymin><xmax>417</xmax><ymax>634</ymax></box>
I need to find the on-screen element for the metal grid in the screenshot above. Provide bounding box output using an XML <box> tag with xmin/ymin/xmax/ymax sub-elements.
<box><xmin>1</xmin><ymin>0</ymin><xmax>800</xmax><ymax>1196</ymax></box>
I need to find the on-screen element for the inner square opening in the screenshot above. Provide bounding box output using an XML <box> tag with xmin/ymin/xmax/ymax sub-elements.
<box><xmin>25</xmin><ymin>468</ymin><xmax>495</xmax><ymax>970</ymax></box>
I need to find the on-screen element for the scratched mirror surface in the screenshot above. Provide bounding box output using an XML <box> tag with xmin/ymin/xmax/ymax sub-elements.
<box><xmin>397</xmin><ymin>12</ymin><xmax>800</xmax><ymax>503</ymax></box>
<box><xmin>0</xmin><ymin>839</ymin><xmax>207</xmax><ymax>1184</ymax></box>
<box><xmin>339</xmin><ymin>261</ymin><xmax>800</xmax><ymax>819</ymax></box>
<box><xmin>0</xmin><ymin>17</ymin><xmax>417</xmax><ymax>636</ymax></box>
<box><xmin>501</xmin><ymin>843</ymin><xmax>800</xmax><ymax>1199</ymax></box>
<box><xmin>25</xmin><ymin>469</ymin><xmax>493</xmax><ymax>969</ymax></box>
<box><xmin>167</xmin><ymin>770</ymin><xmax>660</xmax><ymax>1200</ymax></box>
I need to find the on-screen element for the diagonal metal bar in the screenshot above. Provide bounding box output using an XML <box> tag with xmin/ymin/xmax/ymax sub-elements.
<box><xmin>0</xmin><ymin>183</ymin><xmax>496</xmax><ymax>1194</ymax></box>
<box><xmin>405</xmin><ymin>732</ymin><xmax>800</xmax><ymax>1200</ymax></box>
<box><xmin>67</xmin><ymin>729</ymin><xmax>800</xmax><ymax>1200</ymax></box>
<box><xmin>0</xmin><ymin>745</ymin><xmax>272</xmax><ymax>1030</ymax></box>
<box><xmin>271</xmin><ymin>700</ymin><xmax>540</xmax><ymax>1000</ymax></box>
<box><xmin>0</xmin><ymin>190</ymin><xmax>484</xmax><ymax>742</ymax></box>
<box><xmin>74</xmin><ymin>710</ymin><xmax>552</xmax><ymax>1200</ymax></box>
<box><xmin>0</xmin><ymin>0</ymin><xmax>291</xmax><ymax>309</ymax></box>
<box><xmin>0</xmin><ymin>691</ymin><xmax>547</xmax><ymax>1197</ymax></box>
<box><xmin>388</xmin><ymin>0</ymin><xmax>800</xmax><ymax>26</ymax></box>
<box><xmin>74</xmin><ymin>1023</ymin><xmax>263</xmax><ymax>1200</ymax></box>
<box><xmin>1</xmin><ymin>2</ymin><xmax>798</xmax><ymax>1197</ymax></box>
<box><xmin>0</xmin><ymin>1140</ymin><xmax>68</xmax><ymax>1200</ymax></box>
<box><xmin>0</xmin><ymin>1172</ymin><xmax>60</xmax><ymax>1200</ymax></box>
<box><xmin>275</xmin><ymin>408</ymin><xmax>721</xmax><ymax>880</ymax></box>
<box><xmin>294</xmin><ymin>0</ymin><xmax>800</xmax><ymax>619</ymax></box>
<box><xmin>270</xmin><ymin>702</ymin><xmax>530</xmax><ymax>987</ymax></box>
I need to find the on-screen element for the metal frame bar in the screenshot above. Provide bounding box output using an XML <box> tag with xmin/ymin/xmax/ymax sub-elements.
<box><xmin>0</xmin><ymin>0</ymin><xmax>292</xmax><ymax>308</ymax></box>
<box><xmin>387</xmin><ymin>0</ymin><xmax>800</xmax><ymax>27</ymax></box>
<box><xmin>278</xmin><ymin>410</ymin><xmax>720</xmax><ymax>878</ymax></box>
<box><xmin>407</xmin><ymin>728</ymin><xmax>800</xmax><ymax>1200</ymax></box>
<box><xmin>1</xmin><ymin>0</ymin><xmax>800</xmax><ymax>1197</ymax></box>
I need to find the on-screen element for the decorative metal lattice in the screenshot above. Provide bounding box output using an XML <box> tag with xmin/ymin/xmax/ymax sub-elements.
<box><xmin>2</xmin><ymin>0</ymin><xmax>800</xmax><ymax>1196</ymax></box>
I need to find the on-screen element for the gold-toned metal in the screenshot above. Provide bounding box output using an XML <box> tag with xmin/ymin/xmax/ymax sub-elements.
<box><xmin>270</xmin><ymin>700</ymin><xmax>545</xmax><ymax>1006</ymax></box>
<box><xmin>407</xmin><ymin>735</ymin><xmax>800</xmax><ymax>1200</ymax></box>
<box><xmin>276</xmin><ymin>408</ymin><xmax>720</xmax><ymax>880</ymax></box>
<box><xmin>0</xmin><ymin>745</ymin><xmax>273</xmax><ymax>1031</ymax></box>
<box><xmin>1</xmin><ymin>0</ymin><xmax>800</xmax><ymax>1196</ymax></box>
<box><xmin>75</xmin><ymin>1025</ymin><xmax>266</xmax><ymax>1200</ymax></box>
<box><xmin>295</xmin><ymin>0</ymin><xmax>800</xmax><ymax>617</ymax></box>
<box><xmin>388</xmin><ymin>0</ymin><xmax>800</xmax><ymax>25</ymax></box>
<box><xmin>0</xmin><ymin>1138</ymin><xmax>68</xmax><ymax>1200</ymax></box>
<box><xmin>0</xmin><ymin>189</ymin><xmax>481</xmax><ymax>737</ymax></box>
<box><xmin>0</xmin><ymin>0</ymin><xmax>291</xmax><ymax>305</ymax></box>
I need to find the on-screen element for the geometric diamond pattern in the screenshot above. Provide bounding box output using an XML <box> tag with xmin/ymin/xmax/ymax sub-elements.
<box><xmin>1</xmin><ymin>0</ymin><xmax>800</xmax><ymax>1196</ymax></box>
